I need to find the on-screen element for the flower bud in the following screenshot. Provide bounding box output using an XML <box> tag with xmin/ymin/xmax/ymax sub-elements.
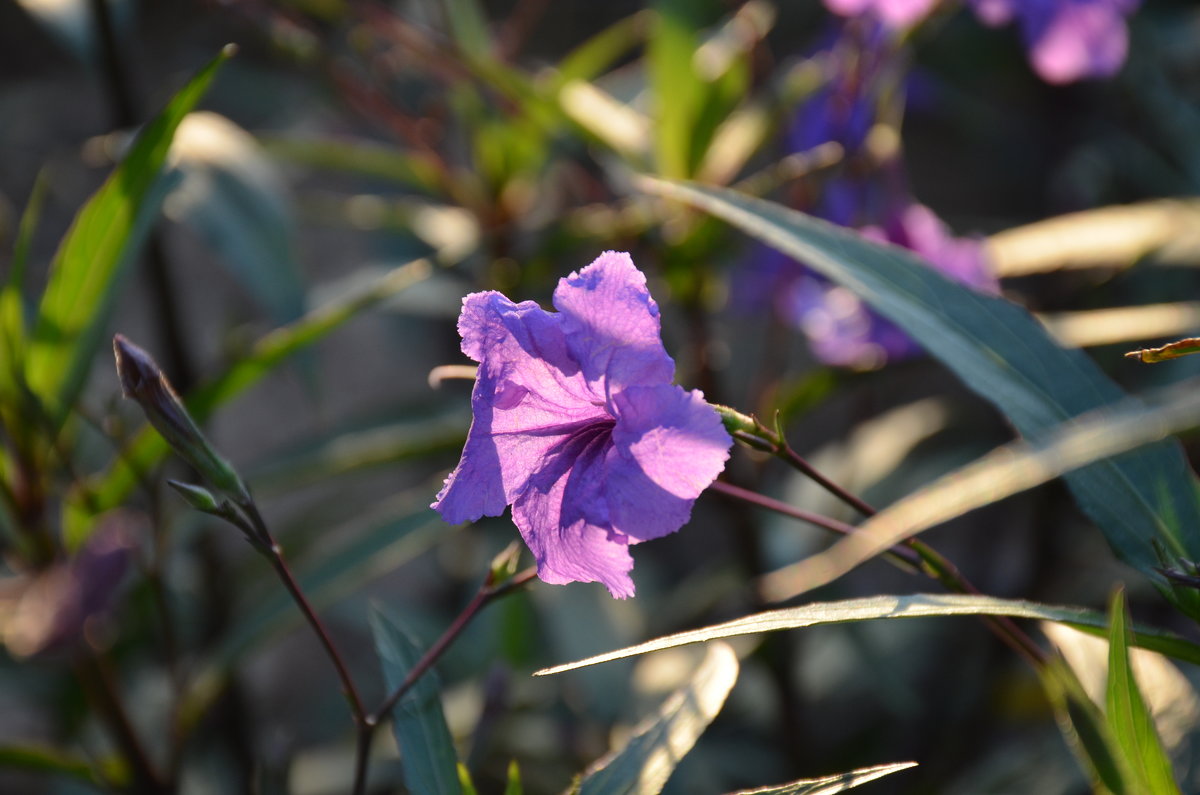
<box><xmin>113</xmin><ymin>335</ymin><xmax>249</xmax><ymax>503</ymax></box>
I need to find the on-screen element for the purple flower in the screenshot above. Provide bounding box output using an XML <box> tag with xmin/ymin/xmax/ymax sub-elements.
<box><xmin>433</xmin><ymin>252</ymin><xmax>731</xmax><ymax>598</ymax></box>
<box><xmin>744</xmin><ymin>205</ymin><xmax>994</xmax><ymax>370</ymax></box>
<box><xmin>823</xmin><ymin>0</ymin><xmax>1139</xmax><ymax>83</ymax></box>
<box><xmin>968</xmin><ymin>0</ymin><xmax>1138</xmax><ymax>84</ymax></box>
<box><xmin>823</xmin><ymin>0</ymin><xmax>941</xmax><ymax>28</ymax></box>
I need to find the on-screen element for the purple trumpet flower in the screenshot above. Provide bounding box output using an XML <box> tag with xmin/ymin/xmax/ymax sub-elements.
<box><xmin>433</xmin><ymin>252</ymin><xmax>732</xmax><ymax>598</ymax></box>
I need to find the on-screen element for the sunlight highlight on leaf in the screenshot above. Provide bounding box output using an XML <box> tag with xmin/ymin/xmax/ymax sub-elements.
<box><xmin>534</xmin><ymin>594</ymin><xmax>1200</xmax><ymax>676</ymax></box>
<box><xmin>576</xmin><ymin>642</ymin><xmax>739</xmax><ymax>795</ymax></box>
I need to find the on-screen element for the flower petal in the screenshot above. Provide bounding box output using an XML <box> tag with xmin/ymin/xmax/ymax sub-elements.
<box><xmin>513</xmin><ymin>429</ymin><xmax>635</xmax><ymax>598</ymax></box>
<box><xmin>433</xmin><ymin>291</ymin><xmax>605</xmax><ymax>524</ymax></box>
<box><xmin>554</xmin><ymin>251</ymin><xmax>675</xmax><ymax>396</ymax></box>
<box><xmin>607</xmin><ymin>384</ymin><xmax>731</xmax><ymax>542</ymax></box>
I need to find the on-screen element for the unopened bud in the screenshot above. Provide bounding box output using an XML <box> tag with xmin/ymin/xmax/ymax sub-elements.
<box><xmin>166</xmin><ymin>480</ymin><xmax>225</xmax><ymax>514</ymax></box>
<box><xmin>488</xmin><ymin>542</ymin><xmax>522</xmax><ymax>585</ymax></box>
<box><xmin>710</xmin><ymin>403</ymin><xmax>759</xmax><ymax>436</ymax></box>
<box><xmin>113</xmin><ymin>335</ymin><xmax>249</xmax><ymax>502</ymax></box>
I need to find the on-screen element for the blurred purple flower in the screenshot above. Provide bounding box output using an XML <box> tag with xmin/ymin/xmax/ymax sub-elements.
<box><xmin>792</xmin><ymin>205</ymin><xmax>995</xmax><ymax>369</ymax></box>
<box><xmin>2</xmin><ymin>515</ymin><xmax>136</xmax><ymax>657</ymax></box>
<box><xmin>823</xmin><ymin>0</ymin><xmax>940</xmax><ymax>28</ymax></box>
<box><xmin>968</xmin><ymin>0</ymin><xmax>1138</xmax><ymax>83</ymax></box>
<box><xmin>823</xmin><ymin>0</ymin><xmax>1138</xmax><ymax>83</ymax></box>
<box><xmin>433</xmin><ymin>252</ymin><xmax>731</xmax><ymax>598</ymax></box>
<box><xmin>738</xmin><ymin>18</ymin><xmax>996</xmax><ymax>369</ymax></box>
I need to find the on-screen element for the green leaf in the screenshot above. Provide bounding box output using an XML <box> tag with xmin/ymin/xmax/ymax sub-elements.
<box><xmin>636</xmin><ymin>177</ymin><xmax>1200</xmax><ymax>615</ymax></box>
<box><xmin>369</xmin><ymin>605</ymin><xmax>463</xmax><ymax>795</ymax></box>
<box><xmin>443</xmin><ymin>0</ymin><xmax>491</xmax><ymax>56</ymax></box>
<box><xmin>262</xmin><ymin>135</ymin><xmax>445</xmax><ymax>195</ymax></box>
<box><xmin>1105</xmin><ymin>589</ymin><xmax>1180</xmax><ymax>794</ymax></box>
<box><xmin>459</xmin><ymin>763</ymin><xmax>479</xmax><ymax>795</ymax></box>
<box><xmin>25</xmin><ymin>46</ymin><xmax>233</xmax><ymax>430</ymax></box>
<box><xmin>64</xmin><ymin>259</ymin><xmax>430</xmax><ymax>543</ymax></box>
<box><xmin>534</xmin><ymin>593</ymin><xmax>1200</xmax><ymax>676</ymax></box>
<box><xmin>575</xmin><ymin>642</ymin><xmax>739</xmax><ymax>795</ymax></box>
<box><xmin>504</xmin><ymin>759</ymin><xmax>523</xmax><ymax>795</ymax></box>
<box><xmin>0</xmin><ymin>743</ymin><xmax>121</xmax><ymax>786</ymax></box>
<box><xmin>553</xmin><ymin>12</ymin><xmax>649</xmax><ymax>88</ymax></box>
<box><xmin>724</xmin><ymin>761</ymin><xmax>918</xmax><ymax>794</ymax></box>
<box><xmin>647</xmin><ymin>0</ymin><xmax>715</xmax><ymax>178</ymax></box>
<box><xmin>1</xmin><ymin>171</ymin><xmax>48</xmax><ymax>368</ymax></box>
<box><xmin>1040</xmin><ymin>656</ymin><xmax>1130</xmax><ymax>794</ymax></box>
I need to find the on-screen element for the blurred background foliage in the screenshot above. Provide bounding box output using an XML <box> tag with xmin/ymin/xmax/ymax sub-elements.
<box><xmin>3</xmin><ymin>0</ymin><xmax>1200</xmax><ymax>793</ymax></box>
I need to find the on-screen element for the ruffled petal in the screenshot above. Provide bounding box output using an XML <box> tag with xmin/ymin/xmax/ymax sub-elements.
<box><xmin>433</xmin><ymin>292</ymin><xmax>606</xmax><ymax>523</ymax></box>
<box><xmin>554</xmin><ymin>252</ymin><xmax>675</xmax><ymax>397</ymax></box>
<box><xmin>607</xmin><ymin>384</ymin><xmax>731</xmax><ymax>542</ymax></box>
<box><xmin>512</xmin><ymin>429</ymin><xmax>635</xmax><ymax>598</ymax></box>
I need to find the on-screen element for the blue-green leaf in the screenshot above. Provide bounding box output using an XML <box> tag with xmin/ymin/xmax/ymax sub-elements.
<box><xmin>636</xmin><ymin>177</ymin><xmax>1200</xmax><ymax>617</ymax></box>
<box><xmin>369</xmin><ymin>605</ymin><xmax>463</xmax><ymax>795</ymax></box>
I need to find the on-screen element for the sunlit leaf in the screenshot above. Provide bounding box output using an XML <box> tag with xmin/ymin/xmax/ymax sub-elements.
<box><xmin>25</xmin><ymin>46</ymin><xmax>233</xmax><ymax>431</ymax></box>
<box><xmin>636</xmin><ymin>177</ymin><xmax>1200</xmax><ymax>617</ymax></box>
<box><xmin>575</xmin><ymin>642</ymin><xmax>739</xmax><ymax>795</ymax></box>
<box><xmin>759</xmin><ymin>376</ymin><xmax>1200</xmax><ymax>602</ymax></box>
<box><xmin>505</xmin><ymin>759</ymin><xmax>523</xmax><ymax>795</ymax></box>
<box><xmin>1126</xmin><ymin>338</ymin><xmax>1200</xmax><ymax>364</ymax></box>
<box><xmin>1035</xmin><ymin>304</ymin><xmax>1200</xmax><ymax>351</ymax></box>
<box><xmin>724</xmin><ymin>761</ymin><xmax>918</xmax><ymax>794</ymax></box>
<box><xmin>1106</xmin><ymin>589</ymin><xmax>1180</xmax><ymax>794</ymax></box>
<box><xmin>988</xmin><ymin>199</ymin><xmax>1200</xmax><ymax>277</ymax></box>
<box><xmin>534</xmin><ymin>593</ymin><xmax>1200</xmax><ymax>676</ymax></box>
<box><xmin>370</xmin><ymin>605</ymin><xmax>463</xmax><ymax>795</ymax></box>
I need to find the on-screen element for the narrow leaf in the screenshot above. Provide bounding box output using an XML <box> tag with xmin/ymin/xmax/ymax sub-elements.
<box><xmin>1126</xmin><ymin>338</ymin><xmax>1200</xmax><ymax>364</ymax></box>
<box><xmin>534</xmin><ymin>593</ymin><xmax>1200</xmax><ymax>676</ymax></box>
<box><xmin>505</xmin><ymin>759</ymin><xmax>524</xmax><ymax>795</ymax></box>
<box><xmin>576</xmin><ymin>642</ymin><xmax>739</xmax><ymax>795</ymax></box>
<box><xmin>0</xmin><ymin>744</ymin><xmax>110</xmax><ymax>785</ymax></box>
<box><xmin>369</xmin><ymin>605</ymin><xmax>463</xmax><ymax>795</ymax></box>
<box><xmin>725</xmin><ymin>761</ymin><xmax>918</xmax><ymax>794</ymax></box>
<box><xmin>636</xmin><ymin>177</ymin><xmax>1200</xmax><ymax>615</ymax></box>
<box><xmin>1106</xmin><ymin>589</ymin><xmax>1180</xmax><ymax>794</ymax></box>
<box><xmin>759</xmin><ymin>375</ymin><xmax>1200</xmax><ymax>602</ymax></box>
<box><xmin>26</xmin><ymin>46</ymin><xmax>234</xmax><ymax>429</ymax></box>
<box><xmin>1041</xmin><ymin>657</ymin><xmax>1130</xmax><ymax>794</ymax></box>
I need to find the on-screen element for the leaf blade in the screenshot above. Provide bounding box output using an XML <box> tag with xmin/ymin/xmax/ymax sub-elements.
<box><xmin>26</xmin><ymin>46</ymin><xmax>233</xmax><ymax>428</ymax></box>
<box><xmin>636</xmin><ymin>177</ymin><xmax>1200</xmax><ymax>611</ymax></box>
<box><xmin>534</xmin><ymin>593</ymin><xmax>1200</xmax><ymax>676</ymax></box>
<box><xmin>1106</xmin><ymin>589</ymin><xmax>1180</xmax><ymax>794</ymax></box>
<box><xmin>369</xmin><ymin>605</ymin><xmax>463</xmax><ymax>795</ymax></box>
<box><xmin>576</xmin><ymin>642</ymin><xmax>739</xmax><ymax>795</ymax></box>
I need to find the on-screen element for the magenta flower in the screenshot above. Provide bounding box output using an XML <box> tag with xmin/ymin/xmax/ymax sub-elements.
<box><xmin>432</xmin><ymin>252</ymin><xmax>731</xmax><ymax>598</ymax></box>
